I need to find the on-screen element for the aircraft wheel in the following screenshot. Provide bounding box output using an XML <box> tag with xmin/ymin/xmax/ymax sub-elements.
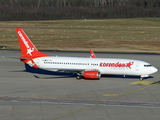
<box><xmin>76</xmin><ymin>75</ymin><xmax>81</xmax><ymax>80</ymax></box>
<box><xmin>140</xmin><ymin>77</ymin><xmax>143</xmax><ymax>81</ymax></box>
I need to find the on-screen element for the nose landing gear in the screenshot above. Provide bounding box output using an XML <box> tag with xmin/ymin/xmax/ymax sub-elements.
<box><xmin>140</xmin><ymin>75</ymin><xmax>149</xmax><ymax>81</ymax></box>
<box><xmin>140</xmin><ymin>77</ymin><xmax>143</xmax><ymax>81</ymax></box>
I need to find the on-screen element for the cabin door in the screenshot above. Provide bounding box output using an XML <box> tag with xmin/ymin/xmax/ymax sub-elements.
<box><xmin>135</xmin><ymin>63</ymin><xmax>139</xmax><ymax>71</ymax></box>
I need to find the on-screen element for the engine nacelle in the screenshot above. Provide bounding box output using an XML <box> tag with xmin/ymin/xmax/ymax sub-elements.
<box><xmin>83</xmin><ymin>71</ymin><xmax>101</xmax><ymax>79</ymax></box>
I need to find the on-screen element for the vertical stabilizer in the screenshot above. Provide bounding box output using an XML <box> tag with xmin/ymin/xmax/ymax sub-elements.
<box><xmin>90</xmin><ymin>49</ymin><xmax>96</xmax><ymax>58</ymax></box>
<box><xmin>16</xmin><ymin>28</ymin><xmax>50</xmax><ymax>59</ymax></box>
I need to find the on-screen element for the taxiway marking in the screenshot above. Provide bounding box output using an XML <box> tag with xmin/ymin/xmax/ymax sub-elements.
<box><xmin>103</xmin><ymin>94</ymin><xmax>119</xmax><ymax>96</ymax></box>
<box><xmin>129</xmin><ymin>80</ymin><xmax>159</xmax><ymax>85</ymax></box>
<box><xmin>53</xmin><ymin>83</ymin><xmax>156</xmax><ymax>120</ymax></box>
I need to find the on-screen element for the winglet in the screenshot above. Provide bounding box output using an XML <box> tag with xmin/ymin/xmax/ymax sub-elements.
<box><xmin>90</xmin><ymin>49</ymin><xmax>96</xmax><ymax>58</ymax></box>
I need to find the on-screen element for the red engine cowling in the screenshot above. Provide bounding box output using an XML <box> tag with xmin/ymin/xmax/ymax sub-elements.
<box><xmin>83</xmin><ymin>71</ymin><xmax>101</xmax><ymax>79</ymax></box>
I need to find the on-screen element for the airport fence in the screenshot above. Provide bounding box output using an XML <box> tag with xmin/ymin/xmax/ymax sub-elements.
<box><xmin>0</xmin><ymin>25</ymin><xmax>159</xmax><ymax>41</ymax></box>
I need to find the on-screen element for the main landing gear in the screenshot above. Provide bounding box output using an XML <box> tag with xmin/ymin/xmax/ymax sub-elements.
<box><xmin>76</xmin><ymin>75</ymin><xmax>81</xmax><ymax>80</ymax></box>
<box><xmin>76</xmin><ymin>73</ymin><xmax>82</xmax><ymax>80</ymax></box>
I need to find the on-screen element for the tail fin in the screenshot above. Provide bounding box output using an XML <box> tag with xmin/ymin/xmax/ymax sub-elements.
<box><xmin>90</xmin><ymin>49</ymin><xmax>96</xmax><ymax>58</ymax></box>
<box><xmin>16</xmin><ymin>28</ymin><xmax>50</xmax><ymax>61</ymax></box>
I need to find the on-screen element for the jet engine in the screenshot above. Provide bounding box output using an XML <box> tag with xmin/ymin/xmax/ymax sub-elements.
<box><xmin>83</xmin><ymin>71</ymin><xmax>101</xmax><ymax>79</ymax></box>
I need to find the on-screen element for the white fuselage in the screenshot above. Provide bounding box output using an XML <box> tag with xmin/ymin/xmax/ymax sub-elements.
<box><xmin>27</xmin><ymin>56</ymin><xmax>158</xmax><ymax>77</ymax></box>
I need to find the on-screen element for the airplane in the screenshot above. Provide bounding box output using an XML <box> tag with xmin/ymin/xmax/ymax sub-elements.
<box><xmin>16</xmin><ymin>28</ymin><xmax>158</xmax><ymax>80</ymax></box>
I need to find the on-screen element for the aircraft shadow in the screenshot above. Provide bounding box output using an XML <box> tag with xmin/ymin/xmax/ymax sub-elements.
<box><xmin>101</xmin><ymin>75</ymin><xmax>154</xmax><ymax>80</ymax></box>
<box><xmin>24</xmin><ymin>63</ymin><xmax>76</xmax><ymax>79</ymax></box>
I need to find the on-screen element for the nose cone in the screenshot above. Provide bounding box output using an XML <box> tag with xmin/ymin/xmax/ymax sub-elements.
<box><xmin>152</xmin><ymin>67</ymin><xmax>158</xmax><ymax>74</ymax></box>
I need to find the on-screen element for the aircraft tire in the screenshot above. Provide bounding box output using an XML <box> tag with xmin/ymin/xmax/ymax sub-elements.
<box><xmin>140</xmin><ymin>77</ymin><xmax>143</xmax><ymax>81</ymax></box>
<box><xmin>76</xmin><ymin>75</ymin><xmax>81</xmax><ymax>80</ymax></box>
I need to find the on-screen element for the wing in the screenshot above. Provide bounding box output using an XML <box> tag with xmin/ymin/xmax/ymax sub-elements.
<box><xmin>45</xmin><ymin>68</ymin><xmax>99</xmax><ymax>73</ymax></box>
<box><xmin>44</xmin><ymin>68</ymin><xmax>86</xmax><ymax>73</ymax></box>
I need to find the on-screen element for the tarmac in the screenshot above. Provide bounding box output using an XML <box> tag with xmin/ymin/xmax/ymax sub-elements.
<box><xmin>0</xmin><ymin>50</ymin><xmax>160</xmax><ymax>120</ymax></box>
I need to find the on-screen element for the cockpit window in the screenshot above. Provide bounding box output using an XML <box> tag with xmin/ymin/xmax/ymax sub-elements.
<box><xmin>144</xmin><ymin>65</ymin><xmax>152</xmax><ymax>67</ymax></box>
